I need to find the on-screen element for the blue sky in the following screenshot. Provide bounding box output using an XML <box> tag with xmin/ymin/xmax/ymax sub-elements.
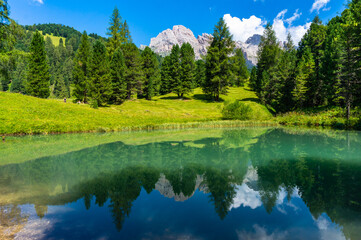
<box><xmin>8</xmin><ymin>0</ymin><xmax>347</xmax><ymax>46</ymax></box>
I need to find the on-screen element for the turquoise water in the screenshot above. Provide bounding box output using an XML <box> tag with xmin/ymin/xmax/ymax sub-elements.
<box><xmin>0</xmin><ymin>128</ymin><xmax>360</xmax><ymax>239</ymax></box>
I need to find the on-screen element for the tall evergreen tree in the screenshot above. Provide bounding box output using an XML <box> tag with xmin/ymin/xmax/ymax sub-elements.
<box><xmin>73</xmin><ymin>31</ymin><xmax>91</xmax><ymax>102</ymax></box>
<box><xmin>121</xmin><ymin>20</ymin><xmax>132</xmax><ymax>44</ymax></box>
<box><xmin>298</xmin><ymin>16</ymin><xmax>327</xmax><ymax>106</ymax></box>
<box><xmin>26</xmin><ymin>31</ymin><xmax>50</xmax><ymax>98</ymax></box>
<box><xmin>230</xmin><ymin>48</ymin><xmax>249</xmax><ymax>87</ymax></box>
<box><xmin>160</xmin><ymin>55</ymin><xmax>172</xmax><ymax>94</ymax></box>
<box><xmin>141</xmin><ymin>46</ymin><xmax>160</xmax><ymax>100</ymax></box>
<box><xmin>195</xmin><ymin>60</ymin><xmax>206</xmax><ymax>88</ymax></box>
<box><xmin>88</xmin><ymin>40</ymin><xmax>112</xmax><ymax>107</ymax></box>
<box><xmin>10</xmin><ymin>56</ymin><xmax>27</xmax><ymax>94</ymax></box>
<box><xmin>110</xmin><ymin>47</ymin><xmax>127</xmax><ymax>104</ymax></box>
<box><xmin>121</xmin><ymin>43</ymin><xmax>143</xmax><ymax>99</ymax></box>
<box><xmin>249</xmin><ymin>67</ymin><xmax>257</xmax><ymax>91</ymax></box>
<box><xmin>255</xmin><ymin>24</ymin><xmax>281</xmax><ymax>105</ymax></box>
<box><xmin>203</xmin><ymin>18</ymin><xmax>235</xmax><ymax>101</ymax></box>
<box><xmin>177</xmin><ymin>43</ymin><xmax>195</xmax><ymax>98</ymax></box>
<box><xmin>107</xmin><ymin>7</ymin><xmax>122</xmax><ymax>56</ymax></box>
<box><xmin>293</xmin><ymin>48</ymin><xmax>314</xmax><ymax>109</ymax></box>
<box><xmin>53</xmin><ymin>70</ymin><xmax>67</xmax><ymax>98</ymax></box>
<box><xmin>169</xmin><ymin>44</ymin><xmax>181</xmax><ymax>94</ymax></box>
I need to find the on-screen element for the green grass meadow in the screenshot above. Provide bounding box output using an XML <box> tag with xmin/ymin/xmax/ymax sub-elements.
<box><xmin>0</xmin><ymin>87</ymin><xmax>274</xmax><ymax>135</ymax></box>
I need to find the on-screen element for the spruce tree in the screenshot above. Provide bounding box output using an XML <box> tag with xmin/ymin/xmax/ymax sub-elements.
<box><xmin>195</xmin><ymin>60</ymin><xmax>206</xmax><ymax>88</ymax></box>
<box><xmin>256</xmin><ymin>24</ymin><xmax>281</xmax><ymax>104</ymax></box>
<box><xmin>160</xmin><ymin>56</ymin><xmax>172</xmax><ymax>94</ymax></box>
<box><xmin>169</xmin><ymin>44</ymin><xmax>181</xmax><ymax>95</ymax></box>
<box><xmin>88</xmin><ymin>40</ymin><xmax>112</xmax><ymax>107</ymax></box>
<box><xmin>27</xmin><ymin>31</ymin><xmax>50</xmax><ymax>98</ymax></box>
<box><xmin>107</xmin><ymin>7</ymin><xmax>122</xmax><ymax>56</ymax></box>
<box><xmin>121</xmin><ymin>43</ymin><xmax>143</xmax><ymax>99</ymax></box>
<box><xmin>203</xmin><ymin>18</ymin><xmax>235</xmax><ymax>101</ymax></box>
<box><xmin>73</xmin><ymin>31</ymin><xmax>91</xmax><ymax>102</ymax></box>
<box><xmin>249</xmin><ymin>67</ymin><xmax>257</xmax><ymax>91</ymax></box>
<box><xmin>230</xmin><ymin>49</ymin><xmax>249</xmax><ymax>87</ymax></box>
<box><xmin>298</xmin><ymin>16</ymin><xmax>327</xmax><ymax>107</ymax></box>
<box><xmin>141</xmin><ymin>46</ymin><xmax>160</xmax><ymax>100</ymax></box>
<box><xmin>53</xmin><ymin>70</ymin><xmax>67</xmax><ymax>98</ymax></box>
<box><xmin>10</xmin><ymin>57</ymin><xmax>27</xmax><ymax>94</ymax></box>
<box><xmin>110</xmin><ymin>47</ymin><xmax>127</xmax><ymax>104</ymax></box>
<box><xmin>177</xmin><ymin>43</ymin><xmax>195</xmax><ymax>98</ymax></box>
<box><xmin>121</xmin><ymin>20</ymin><xmax>132</xmax><ymax>44</ymax></box>
<box><xmin>293</xmin><ymin>48</ymin><xmax>314</xmax><ymax>109</ymax></box>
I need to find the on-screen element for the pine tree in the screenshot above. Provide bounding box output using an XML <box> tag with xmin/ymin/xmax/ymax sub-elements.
<box><xmin>293</xmin><ymin>48</ymin><xmax>314</xmax><ymax>109</ymax></box>
<box><xmin>121</xmin><ymin>43</ymin><xmax>143</xmax><ymax>99</ymax></box>
<box><xmin>53</xmin><ymin>70</ymin><xmax>67</xmax><ymax>98</ymax></box>
<box><xmin>107</xmin><ymin>7</ymin><xmax>122</xmax><ymax>56</ymax></box>
<box><xmin>256</xmin><ymin>24</ymin><xmax>281</xmax><ymax>104</ymax></box>
<box><xmin>10</xmin><ymin>57</ymin><xmax>27</xmax><ymax>94</ymax></box>
<box><xmin>160</xmin><ymin>55</ymin><xmax>172</xmax><ymax>94</ymax></box>
<box><xmin>110</xmin><ymin>47</ymin><xmax>127</xmax><ymax>104</ymax></box>
<box><xmin>169</xmin><ymin>44</ymin><xmax>181</xmax><ymax>95</ymax></box>
<box><xmin>26</xmin><ymin>31</ymin><xmax>50</xmax><ymax>98</ymax></box>
<box><xmin>298</xmin><ymin>16</ymin><xmax>327</xmax><ymax>107</ymax></box>
<box><xmin>203</xmin><ymin>18</ymin><xmax>235</xmax><ymax>101</ymax></box>
<box><xmin>121</xmin><ymin>20</ymin><xmax>132</xmax><ymax>44</ymax></box>
<box><xmin>141</xmin><ymin>46</ymin><xmax>160</xmax><ymax>100</ymax></box>
<box><xmin>88</xmin><ymin>40</ymin><xmax>112</xmax><ymax>107</ymax></box>
<box><xmin>195</xmin><ymin>60</ymin><xmax>206</xmax><ymax>88</ymax></box>
<box><xmin>273</xmin><ymin>34</ymin><xmax>297</xmax><ymax>112</ymax></box>
<box><xmin>177</xmin><ymin>43</ymin><xmax>195</xmax><ymax>98</ymax></box>
<box><xmin>73</xmin><ymin>31</ymin><xmax>91</xmax><ymax>102</ymax></box>
<box><xmin>230</xmin><ymin>48</ymin><xmax>249</xmax><ymax>87</ymax></box>
<box><xmin>249</xmin><ymin>67</ymin><xmax>257</xmax><ymax>91</ymax></box>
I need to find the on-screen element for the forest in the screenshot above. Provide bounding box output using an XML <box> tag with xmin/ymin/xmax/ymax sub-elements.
<box><xmin>1</xmin><ymin>0</ymin><xmax>361</xmax><ymax>123</ymax></box>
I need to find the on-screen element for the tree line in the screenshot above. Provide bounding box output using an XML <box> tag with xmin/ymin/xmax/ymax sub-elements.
<box><xmin>250</xmin><ymin>0</ymin><xmax>361</xmax><ymax>119</ymax></box>
<box><xmin>0</xmin><ymin>2</ymin><xmax>249</xmax><ymax>107</ymax></box>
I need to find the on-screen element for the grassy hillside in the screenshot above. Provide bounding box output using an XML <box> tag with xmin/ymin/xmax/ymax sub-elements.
<box><xmin>0</xmin><ymin>87</ymin><xmax>274</xmax><ymax>135</ymax></box>
<box><xmin>43</xmin><ymin>33</ymin><xmax>65</xmax><ymax>47</ymax></box>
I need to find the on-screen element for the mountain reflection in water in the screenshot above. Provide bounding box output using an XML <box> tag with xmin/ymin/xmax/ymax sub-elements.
<box><xmin>0</xmin><ymin>128</ymin><xmax>360</xmax><ymax>240</ymax></box>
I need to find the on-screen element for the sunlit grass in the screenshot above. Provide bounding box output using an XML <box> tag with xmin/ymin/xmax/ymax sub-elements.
<box><xmin>0</xmin><ymin>87</ymin><xmax>273</xmax><ymax>135</ymax></box>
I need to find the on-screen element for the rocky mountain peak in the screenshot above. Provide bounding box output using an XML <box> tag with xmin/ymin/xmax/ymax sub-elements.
<box><xmin>146</xmin><ymin>25</ymin><xmax>261</xmax><ymax>66</ymax></box>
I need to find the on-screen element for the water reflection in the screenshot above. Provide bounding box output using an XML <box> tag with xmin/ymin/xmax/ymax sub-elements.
<box><xmin>0</xmin><ymin>128</ymin><xmax>361</xmax><ymax>239</ymax></box>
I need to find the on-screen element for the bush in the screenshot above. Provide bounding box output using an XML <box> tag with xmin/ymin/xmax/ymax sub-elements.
<box><xmin>222</xmin><ymin>101</ymin><xmax>252</xmax><ymax>120</ymax></box>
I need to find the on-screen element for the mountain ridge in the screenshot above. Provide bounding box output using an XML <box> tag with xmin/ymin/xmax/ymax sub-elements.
<box><xmin>141</xmin><ymin>25</ymin><xmax>260</xmax><ymax>67</ymax></box>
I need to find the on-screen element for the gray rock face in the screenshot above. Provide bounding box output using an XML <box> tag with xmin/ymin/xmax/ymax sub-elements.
<box><xmin>145</xmin><ymin>25</ymin><xmax>260</xmax><ymax>66</ymax></box>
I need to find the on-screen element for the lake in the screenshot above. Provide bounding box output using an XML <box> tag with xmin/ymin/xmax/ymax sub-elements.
<box><xmin>0</xmin><ymin>127</ymin><xmax>360</xmax><ymax>240</ymax></box>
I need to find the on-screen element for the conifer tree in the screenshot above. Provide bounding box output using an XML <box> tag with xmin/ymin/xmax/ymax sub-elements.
<box><xmin>249</xmin><ymin>67</ymin><xmax>257</xmax><ymax>91</ymax></box>
<box><xmin>141</xmin><ymin>46</ymin><xmax>160</xmax><ymax>100</ymax></box>
<box><xmin>293</xmin><ymin>48</ymin><xmax>314</xmax><ymax>109</ymax></box>
<box><xmin>121</xmin><ymin>43</ymin><xmax>143</xmax><ymax>99</ymax></box>
<box><xmin>107</xmin><ymin>7</ymin><xmax>122</xmax><ymax>56</ymax></box>
<box><xmin>195</xmin><ymin>60</ymin><xmax>206</xmax><ymax>88</ymax></box>
<box><xmin>110</xmin><ymin>47</ymin><xmax>127</xmax><ymax>104</ymax></box>
<box><xmin>230</xmin><ymin>48</ymin><xmax>249</xmax><ymax>87</ymax></box>
<box><xmin>160</xmin><ymin>55</ymin><xmax>172</xmax><ymax>94</ymax></box>
<box><xmin>298</xmin><ymin>16</ymin><xmax>327</xmax><ymax>106</ymax></box>
<box><xmin>203</xmin><ymin>18</ymin><xmax>235</xmax><ymax>101</ymax></box>
<box><xmin>10</xmin><ymin>57</ymin><xmax>27</xmax><ymax>94</ymax></box>
<box><xmin>26</xmin><ymin>31</ymin><xmax>50</xmax><ymax>98</ymax></box>
<box><xmin>177</xmin><ymin>43</ymin><xmax>195</xmax><ymax>97</ymax></box>
<box><xmin>256</xmin><ymin>24</ymin><xmax>281</xmax><ymax>104</ymax></box>
<box><xmin>73</xmin><ymin>31</ymin><xmax>91</xmax><ymax>102</ymax></box>
<box><xmin>121</xmin><ymin>20</ymin><xmax>132</xmax><ymax>44</ymax></box>
<box><xmin>88</xmin><ymin>40</ymin><xmax>112</xmax><ymax>107</ymax></box>
<box><xmin>53</xmin><ymin>70</ymin><xmax>67</xmax><ymax>98</ymax></box>
<box><xmin>168</xmin><ymin>44</ymin><xmax>181</xmax><ymax>95</ymax></box>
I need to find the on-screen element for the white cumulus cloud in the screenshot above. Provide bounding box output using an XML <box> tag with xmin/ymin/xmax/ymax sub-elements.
<box><xmin>33</xmin><ymin>0</ymin><xmax>44</xmax><ymax>4</ymax></box>
<box><xmin>311</xmin><ymin>0</ymin><xmax>331</xmax><ymax>13</ymax></box>
<box><xmin>223</xmin><ymin>14</ymin><xmax>266</xmax><ymax>42</ymax></box>
<box><xmin>224</xmin><ymin>10</ymin><xmax>310</xmax><ymax>46</ymax></box>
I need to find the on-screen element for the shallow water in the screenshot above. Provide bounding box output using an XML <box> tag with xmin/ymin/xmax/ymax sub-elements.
<box><xmin>0</xmin><ymin>127</ymin><xmax>360</xmax><ymax>240</ymax></box>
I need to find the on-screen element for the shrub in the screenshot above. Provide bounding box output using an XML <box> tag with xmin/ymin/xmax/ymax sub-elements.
<box><xmin>222</xmin><ymin>101</ymin><xmax>252</xmax><ymax>120</ymax></box>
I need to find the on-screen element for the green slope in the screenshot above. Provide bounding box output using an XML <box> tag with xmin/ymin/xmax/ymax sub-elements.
<box><xmin>0</xmin><ymin>87</ymin><xmax>273</xmax><ymax>135</ymax></box>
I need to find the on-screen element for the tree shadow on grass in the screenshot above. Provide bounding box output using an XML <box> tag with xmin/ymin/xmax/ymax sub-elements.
<box><xmin>193</xmin><ymin>94</ymin><xmax>225</xmax><ymax>103</ymax></box>
<box><xmin>159</xmin><ymin>96</ymin><xmax>192</xmax><ymax>100</ymax></box>
<box><xmin>240</xmin><ymin>98</ymin><xmax>260</xmax><ymax>103</ymax></box>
